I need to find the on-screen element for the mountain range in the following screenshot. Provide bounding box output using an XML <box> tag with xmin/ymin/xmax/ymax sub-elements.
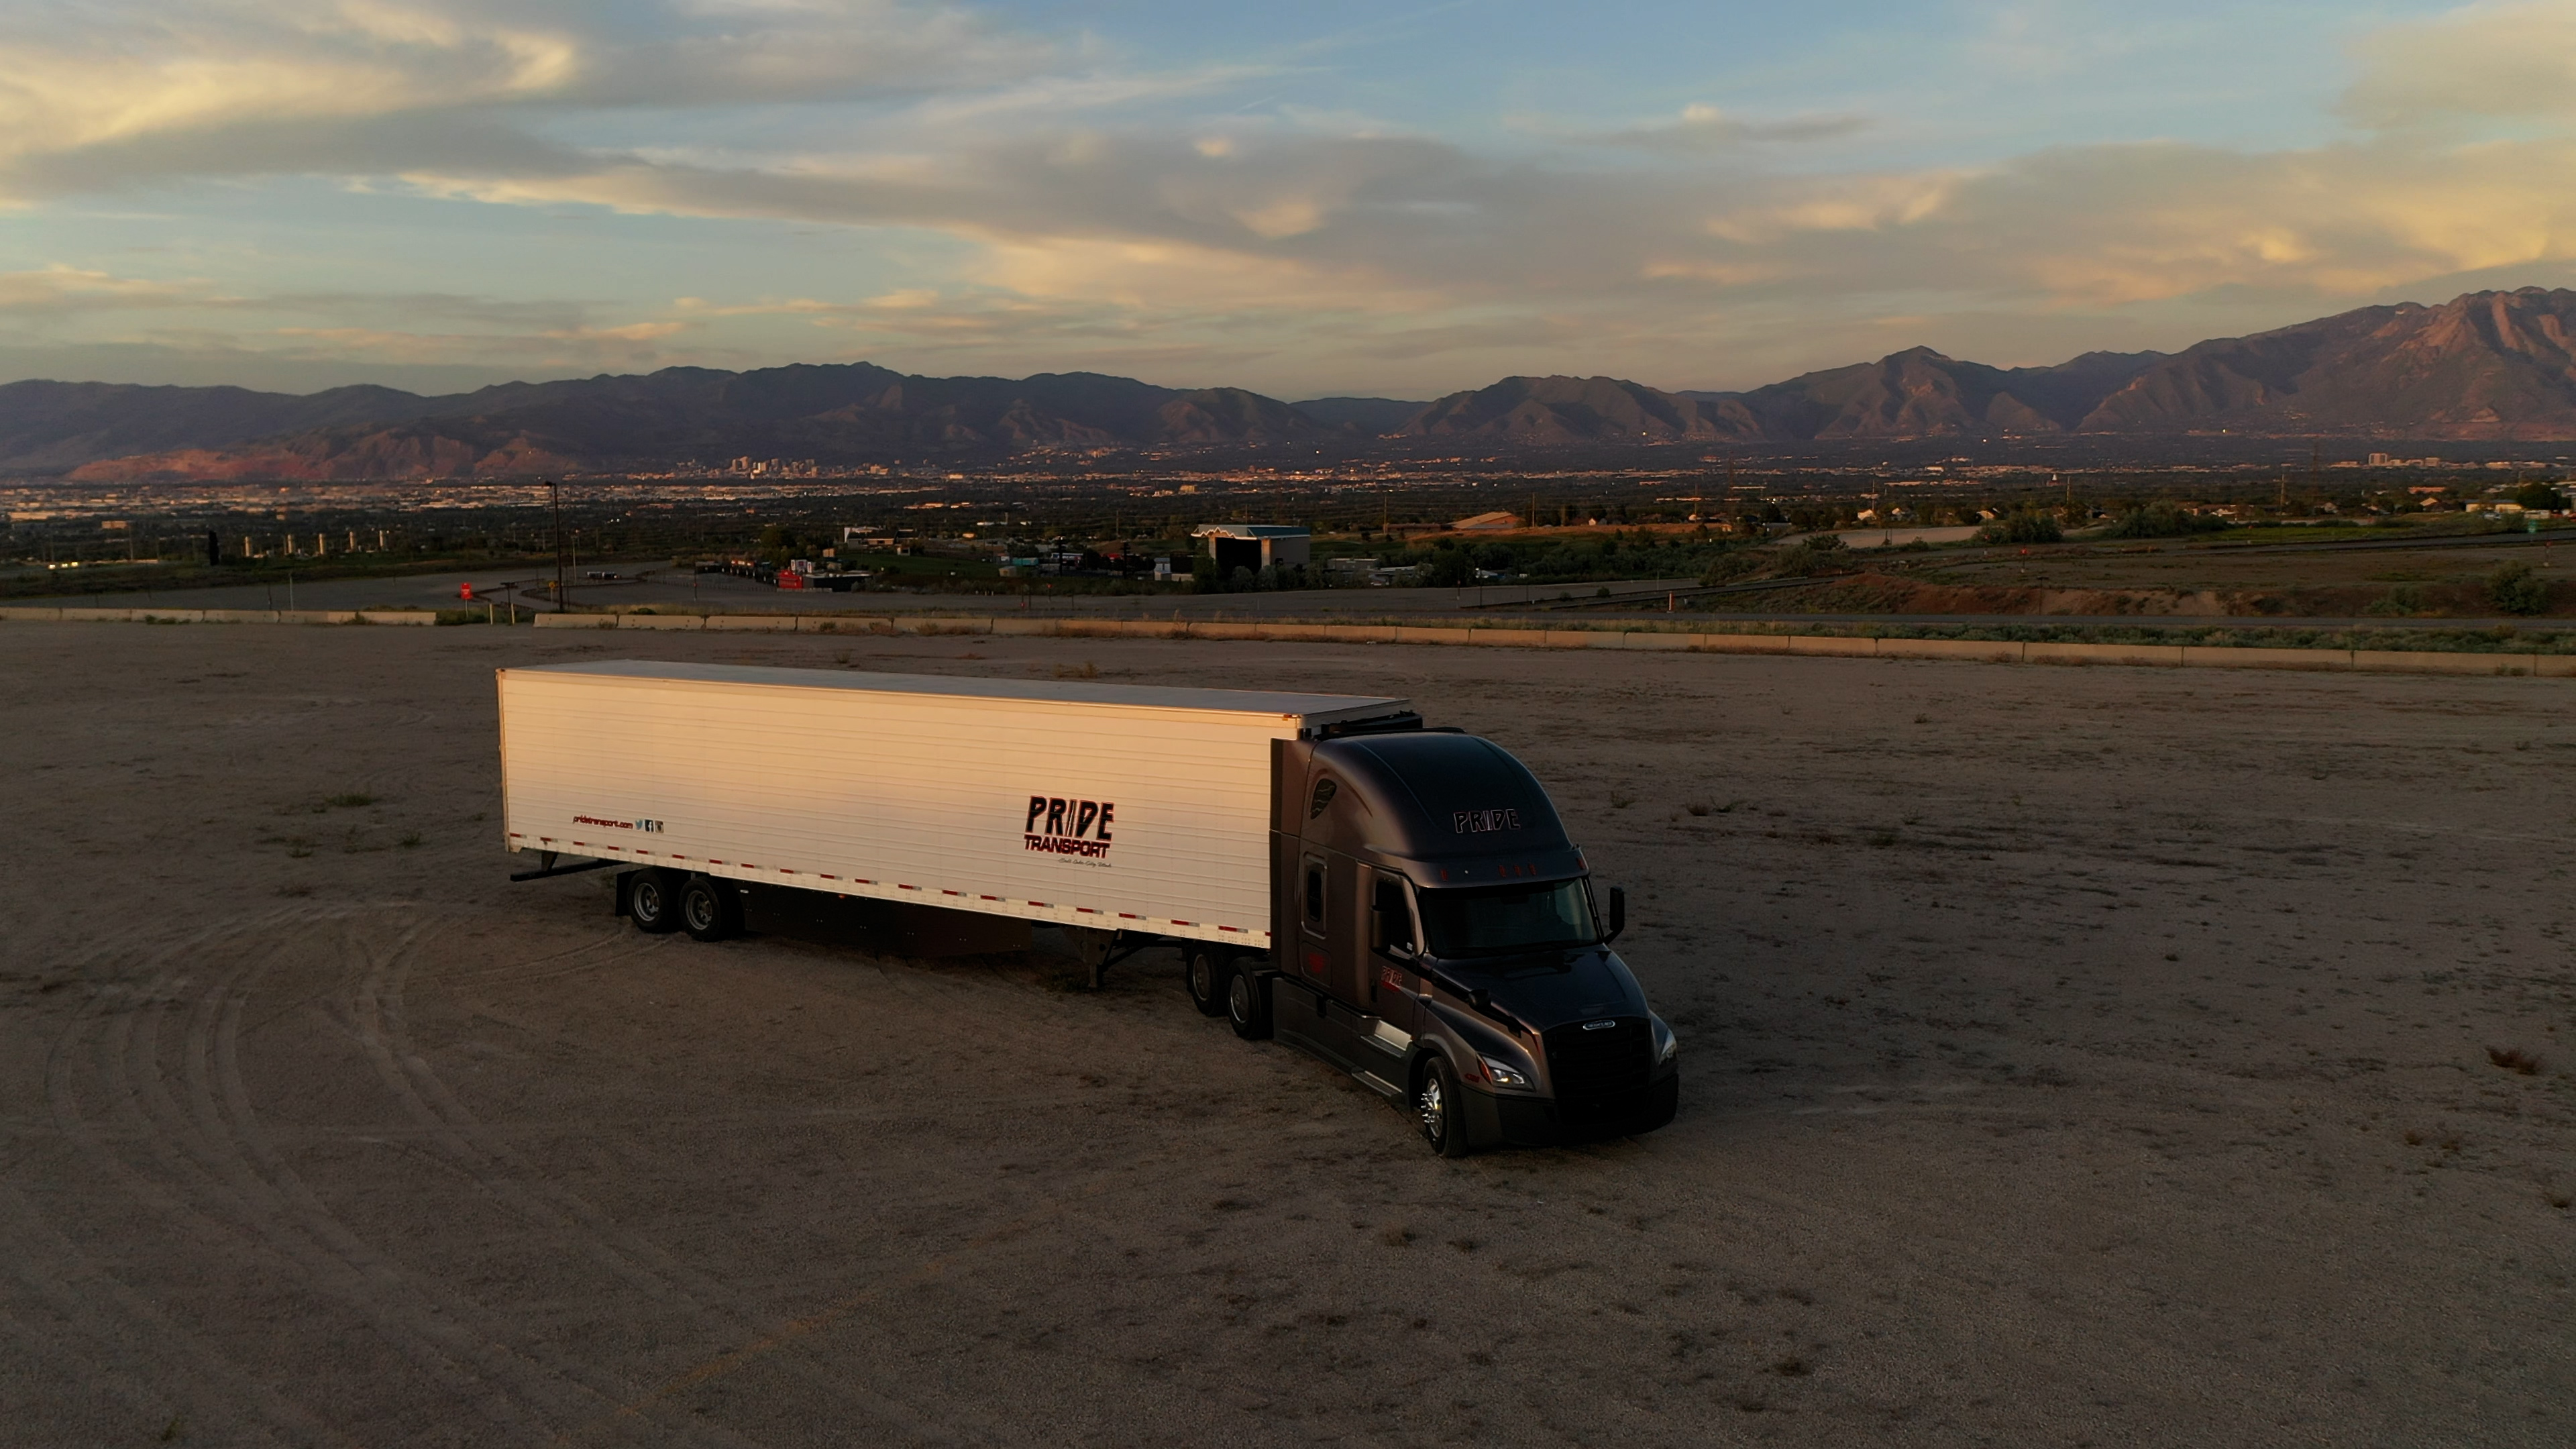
<box><xmin>23</xmin><ymin>287</ymin><xmax>2576</xmax><ymax>481</ymax></box>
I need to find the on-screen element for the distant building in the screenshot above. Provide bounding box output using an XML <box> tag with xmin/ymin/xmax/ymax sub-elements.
<box><xmin>1193</xmin><ymin>524</ymin><xmax>1311</xmax><ymax>574</ymax></box>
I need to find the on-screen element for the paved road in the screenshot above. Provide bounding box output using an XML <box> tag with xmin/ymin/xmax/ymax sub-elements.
<box><xmin>13</xmin><ymin>558</ymin><xmax>2569</xmax><ymax>635</ymax></box>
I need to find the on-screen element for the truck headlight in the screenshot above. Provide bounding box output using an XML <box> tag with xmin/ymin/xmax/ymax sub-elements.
<box><xmin>1653</xmin><ymin>1017</ymin><xmax>1678</xmax><ymax>1064</ymax></box>
<box><xmin>1480</xmin><ymin>1055</ymin><xmax>1531</xmax><ymax>1089</ymax></box>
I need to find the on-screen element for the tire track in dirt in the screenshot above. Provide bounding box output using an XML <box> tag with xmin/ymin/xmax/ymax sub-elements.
<box><xmin>38</xmin><ymin>906</ymin><xmax>682</xmax><ymax>1444</ymax></box>
<box><xmin>443</xmin><ymin>915</ymin><xmax>655</xmax><ymax>987</ymax></box>
<box><xmin>195</xmin><ymin>910</ymin><xmax>767</xmax><ymax>1445</ymax></box>
<box><xmin>25</xmin><ymin>906</ymin><xmax>374</xmax><ymax>1446</ymax></box>
<box><xmin>357</xmin><ymin>917</ymin><xmax>981</xmax><ymax>1444</ymax></box>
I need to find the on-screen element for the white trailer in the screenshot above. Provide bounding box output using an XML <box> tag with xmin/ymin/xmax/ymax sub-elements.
<box><xmin>497</xmin><ymin>661</ymin><xmax>1409</xmax><ymax>947</ymax></box>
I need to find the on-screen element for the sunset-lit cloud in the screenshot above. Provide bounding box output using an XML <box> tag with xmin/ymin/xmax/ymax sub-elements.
<box><xmin>3</xmin><ymin>1</ymin><xmax>2574</xmax><ymax>396</ymax></box>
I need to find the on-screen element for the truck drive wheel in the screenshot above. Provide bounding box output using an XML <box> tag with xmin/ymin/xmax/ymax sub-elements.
<box><xmin>1225</xmin><ymin>963</ymin><xmax>1271</xmax><ymax>1040</ymax></box>
<box><xmin>628</xmin><ymin>869</ymin><xmax>681</xmax><ymax>934</ymax></box>
<box><xmin>1417</xmin><ymin>1057</ymin><xmax>1471</xmax><ymax>1158</ymax></box>
<box><xmin>678</xmin><ymin>875</ymin><xmax>737</xmax><ymax>942</ymax></box>
<box><xmin>1184</xmin><ymin>947</ymin><xmax>1226</xmax><ymax>1016</ymax></box>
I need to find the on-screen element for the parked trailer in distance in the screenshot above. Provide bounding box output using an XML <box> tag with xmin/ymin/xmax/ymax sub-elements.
<box><xmin>498</xmin><ymin>661</ymin><xmax>1678</xmax><ymax>1152</ymax></box>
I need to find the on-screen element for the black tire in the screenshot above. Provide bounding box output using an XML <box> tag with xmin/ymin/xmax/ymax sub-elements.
<box><xmin>1417</xmin><ymin>1056</ymin><xmax>1472</xmax><ymax>1158</ymax></box>
<box><xmin>628</xmin><ymin>869</ymin><xmax>682</xmax><ymax>934</ymax></box>
<box><xmin>1225</xmin><ymin>964</ymin><xmax>1271</xmax><ymax>1040</ymax></box>
<box><xmin>1184</xmin><ymin>947</ymin><xmax>1227</xmax><ymax>1016</ymax></box>
<box><xmin>1638</xmin><ymin>1072</ymin><xmax>1680</xmax><ymax>1133</ymax></box>
<box><xmin>678</xmin><ymin>875</ymin><xmax>736</xmax><ymax>942</ymax></box>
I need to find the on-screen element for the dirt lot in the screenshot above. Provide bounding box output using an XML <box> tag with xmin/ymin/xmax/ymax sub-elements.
<box><xmin>3</xmin><ymin>622</ymin><xmax>2571</xmax><ymax>1447</ymax></box>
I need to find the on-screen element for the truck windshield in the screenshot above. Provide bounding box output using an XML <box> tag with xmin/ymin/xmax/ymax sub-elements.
<box><xmin>1416</xmin><ymin>879</ymin><xmax>1596</xmax><ymax>959</ymax></box>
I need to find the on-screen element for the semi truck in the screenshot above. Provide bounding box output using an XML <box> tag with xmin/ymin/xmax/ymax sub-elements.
<box><xmin>498</xmin><ymin>661</ymin><xmax>1678</xmax><ymax>1153</ymax></box>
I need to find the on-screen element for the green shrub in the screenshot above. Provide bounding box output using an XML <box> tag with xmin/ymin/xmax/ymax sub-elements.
<box><xmin>1697</xmin><ymin>551</ymin><xmax>1761</xmax><ymax>587</ymax></box>
<box><xmin>2514</xmin><ymin>481</ymin><xmax>2569</xmax><ymax>513</ymax></box>
<box><xmin>1421</xmin><ymin>549</ymin><xmax>1475</xmax><ymax>588</ymax></box>
<box><xmin>1977</xmin><ymin>509</ymin><xmax>2063</xmax><ymax>545</ymax></box>
<box><xmin>2488</xmin><ymin>562</ymin><xmax>2550</xmax><ymax>616</ymax></box>
<box><xmin>2104</xmin><ymin>502</ymin><xmax>2229</xmax><ymax>539</ymax></box>
<box><xmin>1774</xmin><ymin>534</ymin><xmax>1849</xmax><ymax>576</ymax></box>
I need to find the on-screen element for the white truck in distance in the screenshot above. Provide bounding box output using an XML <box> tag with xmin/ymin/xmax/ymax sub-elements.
<box><xmin>498</xmin><ymin>661</ymin><xmax>1678</xmax><ymax>1153</ymax></box>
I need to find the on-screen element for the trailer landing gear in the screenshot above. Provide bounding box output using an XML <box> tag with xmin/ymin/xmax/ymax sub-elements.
<box><xmin>1067</xmin><ymin>927</ymin><xmax>1148</xmax><ymax>989</ymax></box>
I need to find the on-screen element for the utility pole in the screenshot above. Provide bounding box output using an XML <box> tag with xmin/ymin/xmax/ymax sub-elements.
<box><xmin>549</xmin><ymin>479</ymin><xmax>568</xmax><ymax>612</ymax></box>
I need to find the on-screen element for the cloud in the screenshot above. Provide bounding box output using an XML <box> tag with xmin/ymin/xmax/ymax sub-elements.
<box><xmin>0</xmin><ymin>266</ymin><xmax>228</xmax><ymax>314</ymax></box>
<box><xmin>9</xmin><ymin>0</ymin><xmax>2576</xmax><ymax>396</ymax></box>
<box><xmin>1563</xmin><ymin>104</ymin><xmax>1868</xmax><ymax>152</ymax></box>
<box><xmin>0</xmin><ymin>0</ymin><xmax>1059</xmax><ymax>201</ymax></box>
<box><xmin>2343</xmin><ymin>1</ymin><xmax>2576</xmax><ymax>127</ymax></box>
<box><xmin>0</xmin><ymin>260</ymin><xmax>703</xmax><ymax>381</ymax></box>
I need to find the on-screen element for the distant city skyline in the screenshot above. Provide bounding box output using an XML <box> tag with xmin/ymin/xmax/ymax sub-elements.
<box><xmin>5</xmin><ymin>1</ymin><xmax>2574</xmax><ymax>398</ymax></box>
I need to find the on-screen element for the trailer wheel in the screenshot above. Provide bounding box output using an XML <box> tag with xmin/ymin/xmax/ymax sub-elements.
<box><xmin>678</xmin><ymin>875</ymin><xmax>736</xmax><ymax>942</ymax></box>
<box><xmin>1224</xmin><ymin>963</ymin><xmax>1271</xmax><ymax>1041</ymax></box>
<box><xmin>1184</xmin><ymin>947</ymin><xmax>1227</xmax><ymax>1017</ymax></box>
<box><xmin>1417</xmin><ymin>1057</ymin><xmax>1471</xmax><ymax>1159</ymax></box>
<box><xmin>628</xmin><ymin>869</ymin><xmax>682</xmax><ymax>934</ymax></box>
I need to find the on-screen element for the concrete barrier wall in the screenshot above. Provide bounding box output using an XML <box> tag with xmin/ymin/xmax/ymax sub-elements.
<box><xmin>11</xmin><ymin>602</ymin><xmax>2573</xmax><ymax>678</ymax></box>
<box><xmin>2026</xmin><ymin>640</ymin><xmax>2186</xmax><ymax>668</ymax></box>
<box><xmin>2</xmin><ymin>604</ymin><xmax>436</xmax><ymax>626</ymax></box>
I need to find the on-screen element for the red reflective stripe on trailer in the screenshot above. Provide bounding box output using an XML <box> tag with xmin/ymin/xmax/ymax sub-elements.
<box><xmin>1076</xmin><ymin>907</ymin><xmax>1100</xmax><ymax>914</ymax></box>
<box><xmin>1171</xmin><ymin>920</ymin><xmax>1191</xmax><ymax>926</ymax></box>
<box><xmin>1119</xmin><ymin>913</ymin><xmax>1140</xmax><ymax>919</ymax></box>
<box><xmin>852</xmin><ymin>878</ymin><xmax>871</xmax><ymax>884</ymax></box>
<box><xmin>819</xmin><ymin>873</ymin><xmax>837</xmax><ymax>879</ymax></box>
<box><xmin>1028</xmin><ymin>902</ymin><xmax>1049</xmax><ymax>908</ymax></box>
<box><xmin>777</xmin><ymin>868</ymin><xmax>796</xmax><ymax>874</ymax></box>
<box><xmin>898</xmin><ymin>884</ymin><xmax>918</xmax><ymax>891</ymax></box>
<box><xmin>508</xmin><ymin>832</ymin><xmax>525</xmax><ymax>838</ymax></box>
<box><xmin>943</xmin><ymin>890</ymin><xmax>961</xmax><ymax>896</ymax></box>
<box><xmin>980</xmin><ymin>895</ymin><xmax>999</xmax><ymax>901</ymax></box>
<box><xmin>1218</xmin><ymin>925</ymin><xmax>1244</xmax><ymax>932</ymax></box>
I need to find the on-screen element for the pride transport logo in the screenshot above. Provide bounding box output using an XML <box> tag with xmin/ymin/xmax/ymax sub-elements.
<box><xmin>1026</xmin><ymin>794</ymin><xmax>1114</xmax><ymax>860</ymax></box>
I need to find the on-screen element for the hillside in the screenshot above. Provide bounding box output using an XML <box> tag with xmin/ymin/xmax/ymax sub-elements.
<box><xmin>2080</xmin><ymin>288</ymin><xmax>2576</xmax><ymax>437</ymax></box>
<box><xmin>28</xmin><ymin>288</ymin><xmax>2576</xmax><ymax>478</ymax></box>
<box><xmin>52</xmin><ymin>364</ymin><xmax>1334</xmax><ymax>480</ymax></box>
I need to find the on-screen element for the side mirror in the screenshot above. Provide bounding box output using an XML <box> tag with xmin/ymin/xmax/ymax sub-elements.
<box><xmin>1605</xmin><ymin>885</ymin><xmax>1626</xmax><ymax>944</ymax></box>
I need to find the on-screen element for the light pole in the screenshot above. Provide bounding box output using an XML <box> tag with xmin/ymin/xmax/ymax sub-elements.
<box><xmin>548</xmin><ymin>479</ymin><xmax>568</xmax><ymax>611</ymax></box>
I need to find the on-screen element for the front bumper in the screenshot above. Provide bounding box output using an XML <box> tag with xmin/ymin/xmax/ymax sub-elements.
<box><xmin>1462</xmin><ymin>1069</ymin><xmax>1680</xmax><ymax>1148</ymax></box>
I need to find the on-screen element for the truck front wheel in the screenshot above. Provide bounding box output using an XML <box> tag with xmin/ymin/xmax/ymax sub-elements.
<box><xmin>1416</xmin><ymin>1057</ymin><xmax>1471</xmax><ymax>1158</ymax></box>
<box><xmin>1184</xmin><ymin>947</ymin><xmax>1227</xmax><ymax>1017</ymax></box>
<box><xmin>678</xmin><ymin>875</ymin><xmax>737</xmax><ymax>942</ymax></box>
<box><xmin>628</xmin><ymin>869</ymin><xmax>681</xmax><ymax>934</ymax></box>
<box><xmin>1225</xmin><ymin>964</ymin><xmax>1271</xmax><ymax>1040</ymax></box>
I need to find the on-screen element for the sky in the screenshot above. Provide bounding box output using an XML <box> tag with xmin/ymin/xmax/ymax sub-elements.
<box><xmin>6</xmin><ymin>1</ymin><xmax>2576</xmax><ymax>399</ymax></box>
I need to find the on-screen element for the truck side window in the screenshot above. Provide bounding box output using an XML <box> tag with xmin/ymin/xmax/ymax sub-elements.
<box><xmin>1373</xmin><ymin>875</ymin><xmax>1415</xmax><ymax>954</ymax></box>
<box><xmin>1303</xmin><ymin>861</ymin><xmax>1325</xmax><ymax>926</ymax></box>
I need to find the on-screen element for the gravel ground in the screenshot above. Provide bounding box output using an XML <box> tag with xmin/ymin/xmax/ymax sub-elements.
<box><xmin>3</xmin><ymin>621</ymin><xmax>2570</xmax><ymax>1447</ymax></box>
